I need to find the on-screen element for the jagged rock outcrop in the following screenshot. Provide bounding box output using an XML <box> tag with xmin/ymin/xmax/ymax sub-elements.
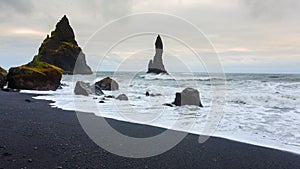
<box><xmin>94</xmin><ymin>77</ymin><xmax>119</xmax><ymax>91</ymax></box>
<box><xmin>7</xmin><ymin>61</ymin><xmax>62</xmax><ymax>90</ymax></box>
<box><xmin>35</xmin><ymin>15</ymin><xmax>92</xmax><ymax>74</ymax></box>
<box><xmin>172</xmin><ymin>88</ymin><xmax>203</xmax><ymax>107</ymax></box>
<box><xmin>0</xmin><ymin>67</ymin><xmax>7</xmax><ymax>88</ymax></box>
<box><xmin>74</xmin><ymin>81</ymin><xmax>104</xmax><ymax>96</ymax></box>
<box><xmin>147</xmin><ymin>35</ymin><xmax>167</xmax><ymax>74</ymax></box>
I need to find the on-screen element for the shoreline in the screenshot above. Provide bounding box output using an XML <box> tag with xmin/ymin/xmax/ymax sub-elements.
<box><xmin>1</xmin><ymin>91</ymin><xmax>300</xmax><ymax>168</ymax></box>
<box><xmin>27</xmin><ymin>90</ymin><xmax>300</xmax><ymax>156</ymax></box>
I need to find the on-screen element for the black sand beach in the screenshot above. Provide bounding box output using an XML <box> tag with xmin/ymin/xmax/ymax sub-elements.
<box><xmin>1</xmin><ymin>91</ymin><xmax>300</xmax><ymax>169</ymax></box>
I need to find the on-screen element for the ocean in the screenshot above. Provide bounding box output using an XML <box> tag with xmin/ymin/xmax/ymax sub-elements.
<box><xmin>21</xmin><ymin>72</ymin><xmax>300</xmax><ymax>154</ymax></box>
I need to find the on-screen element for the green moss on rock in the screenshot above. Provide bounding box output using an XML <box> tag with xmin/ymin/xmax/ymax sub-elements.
<box><xmin>7</xmin><ymin>61</ymin><xmax>62</xmax><ymax>91</ymax></box>
<box><xmin>34</xmin><ymin>15</ymin><xmax>92</xmax><ymax>75</ymax></box>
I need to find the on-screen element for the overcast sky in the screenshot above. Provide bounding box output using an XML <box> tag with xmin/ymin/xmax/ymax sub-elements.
<box><xmin>0</xmin><ymin>0</ymin><xmax>300</xmax><ymax>73</ymax></box>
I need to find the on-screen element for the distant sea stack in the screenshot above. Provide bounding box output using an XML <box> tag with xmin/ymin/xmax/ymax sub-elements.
<box><xmin>147</xmin><ymin>35</ymin><xmax>168</xmax><ymax>74</ymax></box>
<box><xmin>35</xmin><ymin>15</ymin><xmax>92</xmax><ymax>74</ymax></box>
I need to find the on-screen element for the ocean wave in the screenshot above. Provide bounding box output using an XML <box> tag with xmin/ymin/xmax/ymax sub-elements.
<box><xmin>140</xmin><ymin>73</ymin><xmax>175</xmax><ymax>80</ymax></box>
<box><xmin>22</xmin><ymin>72</ymin><xmax>300</xmax><ymax>155</ymax></box>
<box><xmin>139</xmin><ymin>73</ymin><xmax>227</xmax><ymax>82</ymax></box>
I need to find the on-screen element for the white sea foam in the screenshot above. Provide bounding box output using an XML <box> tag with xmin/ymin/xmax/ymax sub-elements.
<box><xmin>21</xmin><ymin>72</ymin><xmax>300</xmax><ymax>154</ymax></box>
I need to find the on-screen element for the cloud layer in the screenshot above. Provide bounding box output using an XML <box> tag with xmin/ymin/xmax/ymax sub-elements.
<box><xmin>0</xmin><ymin>0</ymin><xmax>299</xmax><ymax>73</ymax></box>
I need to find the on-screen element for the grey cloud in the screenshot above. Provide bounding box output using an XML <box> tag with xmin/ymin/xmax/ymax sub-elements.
<box><xmin>239</xmin><ymin>0</ymin><xmax>300</xmax><ymax>20</ymax></box>
<box><xmin>0</xmin><ymin>0</ymin><xmax>34</xmax><ymax>14</ymax></box>
<box><xmin>0</xmin><ymin>0</ymin><xmax>34</xmax><ymax>22</ymax></box>
<box><xmin>80</xmin><ymin>0</ymin><xmax>133</xmax><ymax>21</ymax></box>
<box><xmin>0</xmin><ymin>0</ymin><xmax>299</xmax><ymax>73</ymax></box>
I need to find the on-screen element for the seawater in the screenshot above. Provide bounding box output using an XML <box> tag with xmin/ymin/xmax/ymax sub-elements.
<box><xmin>21</xmin><ymin>72</ymin><xmax>300</xmax><ymax>154</ymax></box>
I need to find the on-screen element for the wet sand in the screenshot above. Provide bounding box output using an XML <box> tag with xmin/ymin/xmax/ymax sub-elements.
<box><xmin>0</xmin><ymin>91</ymin><xmax>300</xmax><ymax>169</ymax></box>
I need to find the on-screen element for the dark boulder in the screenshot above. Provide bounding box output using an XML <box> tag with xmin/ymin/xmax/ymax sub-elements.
<box><xmin>7</xmin><ymin>61</ymin><xmax>62</xmax><ymax>91</ymax></box>
<box><xmin>74</xmin><ymin>81</ymin><xmax>91</xmax><ymax>96</ymax></box>
<box><xmin>74</xmin><ymin>81</ymin><xmax>104</xmax><ymax>96</ymax></box>
<box><xmin>0</xmin><ymin>67</ymin><xmax>7</xmax><ymax>88</ymax></box>
<box><xmin>172</xmin><ymin>88</ymin><xmax>203</xmax><ymax>107</ymax></box>
<box><xmin>116</xmin><ymin>94</ymin><xmax>128</xmax><ymax>101</ymax></box>
<box><xmin>94</xmin><ymin>77</ymin><xmax>119</xmax><ymax>91</ymax></box>
<box><xmin>91</xmin><ymin>84</ymin><xmax>105</xmax><ymax>96</ymax></box>
<box><xmin>147</xmin><ymin>35</ymin><xmax>167</xmax><ymax>74</ymax></box>
<box><xmin>34</xmin><ymin>15</ymin><xmax>92</xmax><ymax>75</ymax></box>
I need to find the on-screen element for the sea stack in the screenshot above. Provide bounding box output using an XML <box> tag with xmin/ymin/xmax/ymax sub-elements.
<box><xmin>147</xmin><ymin>35</ymin><xmax>167</xmax><ymax>74</ymax></box>
<box><xmin>35</xmin><ymin>15</ymin><xmax>92</xmax><ymax>74</ymax></box>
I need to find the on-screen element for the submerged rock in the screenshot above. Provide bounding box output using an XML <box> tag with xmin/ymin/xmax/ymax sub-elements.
<box><xmin>172</xmin><ymin>88</ymin><xmax>203</xmax><ymax>107</ymax></box>
<box><xmin>163</xmin><ymin>103</ymin><xmax>174</xmax><ymax>107</ymax></box>
<box><xmin>147</xmin><ymin>35</ymin><xmax>167</xmax><ymax>74</ymax></box>
<box><xmin>7</xmin><ymin>61</ymin><xmax>62</xmax><ymax>91</ymax></box>
<box><xmin>105</xmin><ymin>95</ymin><xmax>115</xmax><ymax>99</ymax></box>
<box><xmin>145</xmin><ymin>91</ymin><xmax>162</xmax><ymax>97</ymax></box>
<box><xmin>94</xmin><ymin>77</ymin><xmax>119</xmax><ymax>91</ymax></box>
<box><xmin>74</xmin><ymin>81</ymin><xmax>104</xmax><ymax>96</ymax></box>
<box><xmin>146</xmin><ymin>91</ymin><xmax>150</xmax><ymax>96</ymax></box>
<box><xmin>0</xmin><ymin>67</ymin><xmax>7</xmax><ymax>88</ymax></box>
<box><xmin>116</xmin><ymin>94</ymin><xmax>128</xmax><ymax>101</ymax></box>
<box><xmin>35</xmin><ymin>15</ymin><xmax>92</xmax><ymax>74</ymax></box>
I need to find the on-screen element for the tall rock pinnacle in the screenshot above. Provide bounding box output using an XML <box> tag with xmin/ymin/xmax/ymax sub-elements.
<box><xmin>35</xmin><ymin>15</ymin><xmax>92</xmax><ymax>74</ymax></box>
<box><xmin>147</xmin><ymin>35</ymin><xmax>167</xmax><ymax>74</ymax></box>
